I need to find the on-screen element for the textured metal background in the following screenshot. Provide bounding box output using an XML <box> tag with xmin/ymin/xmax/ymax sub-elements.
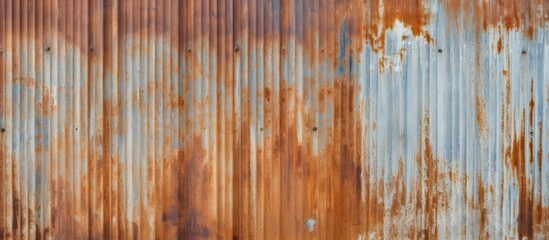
<box><xmin>0</xmin><ymin>0</ymin><xmax>548</xmax><ymax>239</ymax></box>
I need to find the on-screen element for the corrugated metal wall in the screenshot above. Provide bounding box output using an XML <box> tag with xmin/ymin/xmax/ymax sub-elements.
<box><xmin>0</xmin><ymin>0</ymin><xmax>548</xmax><ymax>239</ymax></box>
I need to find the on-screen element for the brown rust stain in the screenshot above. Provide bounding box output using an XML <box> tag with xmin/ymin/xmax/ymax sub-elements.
<box><xmin>506</xmin><ymin>125</ymin><xmax>534</xmax><ymax>239</ymax></box>
<box><xmin>178</xmin><ymin>135</ymin><xmax>216</xmax><ymax>239</ymax></box>
<box><xmin>363</xmin><ymin>0</ymin><xmax>434</xmax><ymax>53</ymax></box>
<box><xmin>476</xmin><ymin>175</ymin><xmax>493</xmax><ymax>239</ymax></box>
<box><xmin>476</xmin><ymin>95</ymin><xmax>487</xmax><ymax>137</ymax></box>
<box><xmin>415</xmin><ymin>114</ymin><xmax>449</xmax><ymax>239</ymax></box>
<box><xmin>389</xmin><ymin>159</ymin><xmax>406</xmax><ymax>218</ymax></box>
<box><xmin>505</xmin><ymin>82</ymin><xmax>537</xmax><ymax>239</ymax></box>
<box><xmin>443</xmin><ymin>0</ymin><xmax>546</xmax><ymax>39</ymax></box>
<box><xmin>496</xmin><ymin>36</ymin><xmax>503</xmax><ymax>53</ymax></box>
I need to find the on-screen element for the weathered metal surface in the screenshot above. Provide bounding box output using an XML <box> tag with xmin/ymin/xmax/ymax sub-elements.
<box><xmin>0</xmin><ymin>0</ymin><xmax>548</xmax><ymax>239</ymax></box>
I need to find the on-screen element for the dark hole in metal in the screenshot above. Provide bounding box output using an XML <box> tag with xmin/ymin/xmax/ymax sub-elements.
<box><xmin>234</xmin><ymin>45</ymin><xmax>240</xmax><ymax>52</ymax></box>
<box><xmin>46</xmin><ymin>46</ymin><xmax>51</xmax><ymax>51</ymax></box>
<box><xmin>313</xmin><ymin>127</ymin><xmax>318</xmax><ymax>131</ymax></box>
<box><xmin>438</xmin><ymin>49</ymin><xmax>443</xmax><ymax>53</ymax></box>
<box><xmin>186</xmin><ymin>48</ymin><xmax>191</xmax><ymax>52</ymax></box>
<box><xmin>75</xmin><ymin>128</ymin><xmax>78</xmax><ymax>131</ymax></box>
<box><xmin>521</xmin><ymin>50</ymin><xmax>527</xmax><ymax>55</ymax></box>
<box><xmin>1</xmin><ymin>128</ymin><xmax>5</xmax><ymax>133</ymax></box>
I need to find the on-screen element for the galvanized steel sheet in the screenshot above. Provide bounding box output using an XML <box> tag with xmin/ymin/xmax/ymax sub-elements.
<box><xmin>0</xmin><ymin>0</ymin><xmax>548</xmax><ymax>239</ymax></box>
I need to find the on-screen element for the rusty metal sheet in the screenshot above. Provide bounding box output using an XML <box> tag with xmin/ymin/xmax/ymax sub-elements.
<box><xmin>0</xmin><ymin>0</ymin><xmax>548</xmax><ymax>239</ymax></box>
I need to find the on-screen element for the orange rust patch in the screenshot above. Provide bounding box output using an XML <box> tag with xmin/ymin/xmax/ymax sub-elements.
<box><xmin>263</xmin><ymin>87</ymin><xmax>271</xmax><ymax>102</ymax></box>
<box><xmin>496</xmin><ymin>36</ymin><xmax>502</xmax><ymax>53</ymax></box>
<box><xmin>504</xmin><ymin>101</ymin><xmax>536</xmax><ymax>239</ymax></box>
<box><xmin>442</xmin><ymin>0</ymin><xmax>545</xmax><ymax>39</ymax></box>
<box><xmin>415</xmin><ymin>114</ymin><xmax>449</xmax><ymax>239</ymax></box>
<box><xmin>476</xmin><ymin>176</ymin><xmax>492</xmax><ymax>238</ymax></box>
<box><xmin>389</xmin><ymin>159</ymin><xmax>406</xmax><ymax>218</ymax></box>
<box><xmin>359</xmin><ymin>0</ymin><xmax>434</xmax><ymax>55</ymax></box>
<box><xmin>505</xmin><ymin>72</ymin><xmax>511</xmax><ymax>105</ymax></box>
<box><xmin>476</xmin><ymin>95</ymin><xmax>487</xmax><ymax>137</ymax></box>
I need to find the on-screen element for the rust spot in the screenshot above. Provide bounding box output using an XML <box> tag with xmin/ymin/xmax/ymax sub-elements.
<box><xmin>389</xmin><ymin>159</ymin><xmax>406</xmax><ymax>218</ymax></box>
<box><xmin>12</xmin><ymin>197</ymin><xmax>19</xmax><ymax>230</ymax></box>
<box><xmin>504</xmin><ymin>70</ymin><xmax>511</xmax><ymax>105</ymax></box>
<box><xmin>496</xmin><ymin>36</ymin><xmax>502</xmax><ymax>53</ymax></box>
<box><xmin>263</xmin><ymin>87</ymin><xmax>271</xmax><ymax>102</ymax></box>
<box><xmin>476</xmin><ymin>95</ymin><xmax>487</xmax><ymax>137</ymax></box>
<box><xmin>476</xmin><ymin>176</ymin><xmax>489</xmax><ymax>238</ymax></box>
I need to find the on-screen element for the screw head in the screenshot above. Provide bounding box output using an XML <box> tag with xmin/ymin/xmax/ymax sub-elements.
<box><xmin>234</xmin><ymin>45</ymin><xmax>240</xmax><ymax>52</ymax></box>
<box><xmin>437</xmin><ymin>48</ymin><xmax>443</xmax><ymax>53</ymax></box>
<box><xmin>1</xmin><ymin>128</ymin><xmax>5</xmax><ymax>133</ymax></box>
<box><xmin>312</xmin><ymin>127</ymin><xmax>318</xmax><ymax>132</ymax></box>
<box><xmin>304</xmin><ymin>218</ymin><xmax>317</xmax><ymax>233</ymax></box>
<box><xmin>186</xmin><ymin>47</ymin><xmax>191</xmax><ymax>52</ymax></box>
<box><xmin>521</xmin><ymin>50</ymin><xmax>527</xmax><ymax>55</ymax></box>
<box><xmin>46</xmin><ymin>46</ymin><xmax>51</xmax><ymax>51</ymax></box>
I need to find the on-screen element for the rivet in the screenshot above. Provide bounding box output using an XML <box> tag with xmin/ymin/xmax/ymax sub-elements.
<box><xmin>312</xmin><ymin>127</ymin><xmax>318</xmax><ymax>132</ymax></box>
<box><xmin>186</xmin><ymin>47</ymin><xmax>191</xmax><ymax>52</ymax></box>
<box><xmin>521</xmin><ymin>50</ymin><xmax>527</xmax><ymax>55</ymax></box>
<box><xmin>282</xmin><ymin>47</ymin><xmax>286</xmax><ymax>53</ymax></box>
<box><xmin>320</xmin><ymin>48</ymin><xmax>325</xmax><ymax>52</ymax></box>
<box><xmin>260</xmin><ymin>127</ymin><xmax>263</xmax><ymax>131</ymax></box>
<box><xmin>234</xmin><ymin>45</ymin><xmax>240</xmax><ymax>52</ymax></box>
<box><xmin>437</xmin><ymin>48</ymin><xmax>443</xmax><ymax>53</ymax></box>
<box><xmin>46</xmin><ymin>46</ymin><xmax>51</xmax><ymax>51</ymax></box>
<box><xmin>304</xmin><ymin>218</ymin><xmax>317</xmax><ymax>233</ymax></box>
<box><xmin>75</xmin><ymin>128</ymin><xmax>78</xmax><ymax>131</ymax></box>
<box><xmin>1</xmin><ymin>128</ymin><xmax>5</xmax><ymax>133</ymax></box>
